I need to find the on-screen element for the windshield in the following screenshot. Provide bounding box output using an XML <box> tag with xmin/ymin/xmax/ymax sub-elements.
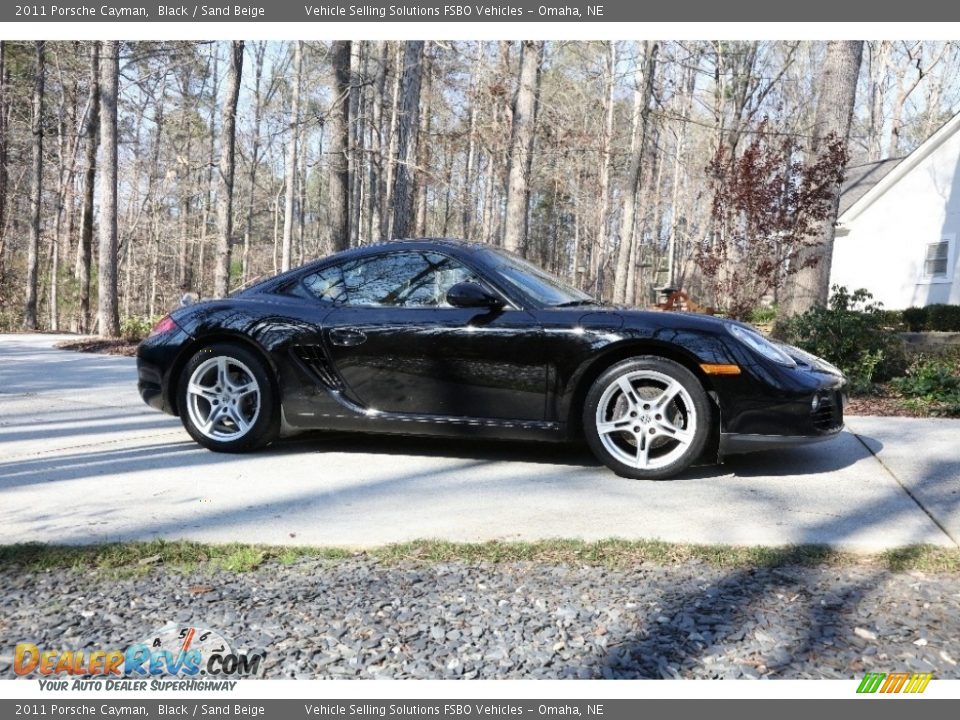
<box><xmin>484</xmin><ymin>249</ymin><xmax>595</xmax><ymax>307</ymax></box>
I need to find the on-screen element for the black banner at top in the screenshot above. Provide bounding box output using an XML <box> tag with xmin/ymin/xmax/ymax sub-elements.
<box><xmin>2</xmin><ymin>0</ymin><xmax>959</xmax><ymax>23</ymax></box>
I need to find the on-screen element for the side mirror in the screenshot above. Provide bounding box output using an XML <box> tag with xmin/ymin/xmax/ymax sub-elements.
<box><xmin>446</xmin><ymin>281</ymin><xmax>504</xmax><ymax>310</ymax></box>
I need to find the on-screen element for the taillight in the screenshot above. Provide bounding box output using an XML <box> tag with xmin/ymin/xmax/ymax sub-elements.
<box><xmin>148</xmin><ymin>315</ymin><xmax>177</xmax><ymax>337</ymax></box>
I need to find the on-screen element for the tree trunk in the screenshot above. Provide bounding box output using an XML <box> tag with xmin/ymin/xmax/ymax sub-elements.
<box><xmin>349</xmin><ymin>42</ymin><xmax>364</xmax><ymax>247</ymax></box>
<box><xmin>502</xmin><ymin>40</ymin><xmax>543</xmax><ymax>254</ymax></box>
<box><xmin>612</xmin><ymin>41</ymin><xmax>658</xmax><ymax>304</ymax></box>
<box><xmin>327</xmin><ymin>40</ymin><xmax>351</xmax><ymax>251</ymax></box>
<box><xmin>414</xmin><ymin>42</ymin><xmax>433</xmax><ymax>237</ymax></box>
<box><xmin>367</xmin><ymin>41</ymin><xmax>387</xmax><ymax>243</ymax></box>
<box><xmin>97</xmin><ymin>40</ymin><xmax>120</xmax><ymax>338</ymax></box>
<box><xmin>197</xmin><ymin>45</ymin><xmax>221</xmax><ymax>293</ymax></box>
<box><xmin>76</xmin><ymin>41</ymin><xmax>99</xmax><ymax>334</ymax></box>
<box><xmin>390</xmin><ymin>41</ymin><xmax>425</xmax><ymax>240</ymax></box>
<box><xmin>591</xmin><ymin>42</ymin><xmax>616</xmax><ymax>294</ymax></box>
<box><xmin>382</xmin><ymin>43</ymin><xmax>402</xmax><ymax>239</ymax></box>
<box><xmin>281</xmin><ymin>41</ymin><xmax>302</xmax><ymax>271</ymax></box>
<box><xmin>213</xmin><ymin>40</ymin><xmax>244</xmax><ymax>298</ymax></box>
<box><xmin>666</xmin><ymin>49</ymin><xmax>698</xmax><ymax>291</ymax></box>
<box><xmin>783</xmin><ymin>41</ymin><xmax>863</xmax><ymax>315</ymax></box>
<box><xmin>461</xmin><ymin>45</ymin><xmax>482</xmax><ymax>239</ymax></box>
<box><xmin>24</xmin><ymin>41</ymin><xmax>45</xmax><ymax>330</ymax></box>
<box><xmin>242</xmin><ymin>41</ymin><xmax>266</xmax><ymax>286</ymax></box>
<box><xmin>0</xmin><ymin>41</ymin><xmax>7</xmax><ymax>281</ymax></box>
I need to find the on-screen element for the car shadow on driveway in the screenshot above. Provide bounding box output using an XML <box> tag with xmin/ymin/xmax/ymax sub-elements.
<box><xmin>268</xmin><ymin>429</ymin><xmax>874</xmax><ymax>481</ymax></box>
<box><xmin>0</xmin><ymin>429</ymin><xmax>875</xmax><ymax>489</ymax></box>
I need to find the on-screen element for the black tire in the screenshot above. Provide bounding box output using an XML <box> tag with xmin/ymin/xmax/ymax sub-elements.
<box><xmin>177</xmin><ymin>342</ymin><xmax>279</xmax><ymax>452</ymax></box>
<box><xmin>582</xmin><ymin>356</ymin><xmax>711</xmax><ymax>480</ymax></box>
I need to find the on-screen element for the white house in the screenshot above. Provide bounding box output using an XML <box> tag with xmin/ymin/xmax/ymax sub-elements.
<box><xmin>831</xmin><ymin>112</ymin><xmax>960</xmax><ymax>308</ymax></box>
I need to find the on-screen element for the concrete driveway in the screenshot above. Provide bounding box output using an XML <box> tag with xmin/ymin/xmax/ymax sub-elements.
<box><xmin>1</xmin><ymin>333</ymin><xmax>957</xmax><ymax>551</ymax></box>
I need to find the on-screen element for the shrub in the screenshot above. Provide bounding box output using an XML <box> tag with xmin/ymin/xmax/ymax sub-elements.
<box><xmin>775</xmin><ymin>286</ymin><xmax>908</xmax><ymax>393</ymax></box>
<box><xmin>926</xmin><ymin>304</ymin><xmax>960</xmax><ymax>332</ymax></box>
<box><xmin>120</xmin><ymin>315</ymin><xmax>158</xmax><ymax>342</ymax></box>
<box><xmin>891</xmin><ymin>353</ymin><xmax>960</xmax><ymax>416</ymax></box>
<box><xmin>902</xmin><ymin>306</ymin><xmax>929</xmax><ymax>332</ymax></box>
<box><xmin>748</xmin><ymin>304</ymin><xmax>778</xmax><ymax>325</ymax></box>
<box><xmin>874</xmin><ymin>308</ymin><xmax>905</xmax><ymax>330</ymax></box>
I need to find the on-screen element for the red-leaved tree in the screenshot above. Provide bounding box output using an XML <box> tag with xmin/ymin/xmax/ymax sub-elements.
<box><xmin>696</xmin><ymin>121</ymin><xmax>848</xmax><ymax>320</ymax></box>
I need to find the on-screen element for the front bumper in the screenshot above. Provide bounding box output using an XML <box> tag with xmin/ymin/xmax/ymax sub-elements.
<box><xmin>717</xmin><ymin>385</ymin><xmax>846</xmax><ymax>456</ymax></box>
<box><xmin>718</xmin><ymin>424</ymin><xmax>843</xmax><ymax>456</ymax></box>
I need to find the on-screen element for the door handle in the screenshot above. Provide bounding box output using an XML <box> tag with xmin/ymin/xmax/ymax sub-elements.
<box><xmin>329</xmin><ymin>328</ymin><xmax>367</xmax><ymax>347</ymax></box>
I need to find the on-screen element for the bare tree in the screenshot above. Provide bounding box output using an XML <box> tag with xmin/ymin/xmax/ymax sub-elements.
<box><xmin>414</xmin><ymin>42</ymin><xmax>433</xmax><ymax>237</ymax></box>
<box><xmin>0</xmin><ymin>41</ymin><xmax>7</xmax><ymax>280</ymax></box>
<box><xmin>213</xmin><ymin>41</ymin><xmax>243</xmax><ymax>298</ymax></box>
<box><xmin>887</xmin><ymin>42</ymin><xmax>947</xmax><ymax>157</ymax></box>
<box><xmin>241</xmin><ymin>41</ymin><xmax>266</xmax><ymax>285</ymax></box>
<box><xmin>281</xmin><ymin>41</ymin><xmax>302</xmax><ymax>271</ymax></box>
<box><xmin>784</xmin><ymin>41</ymin><xmax>864</xmax><ymax>315</ymax></box>
<box><xmin>591</xmin><ymin>42</ymin><xmax>616</xmax><ymax>292</ymax></box>
<box><xmin>24</xmin><ymin>41</ymin><xmax>44</xmax><ymax>330</ymax></box>
<box><xmin>97</xmin><ymin>40</ymin><xmax>120</xmax><ymax>337</ymax></box>
<box><xmin>0</xmin><ymin>43</ymin><xmax>6</xmax><ymax>263</ymax></box>
<box><xmin>612</xmin><ymin>42</ymin><xmax>658</xmax><ymax>304</ymax></box>
<box><xmin>75</xmin><ymin>41</ymin><xmax>100</xmax><ymax>333</ymax></box>
<box><xmin>503</xmin><ymin>40</ymin><xmax>543</xmax><ymax>254</ymax></box>
<box><xmin>327</xmin><ymin>40</ymin><xmax>351</xmax><ymax>251</ymax></box>
<box><xmin>391</xmin><ymin>40</ymin><xmax>424</xmax><ymax>239</ymax></box>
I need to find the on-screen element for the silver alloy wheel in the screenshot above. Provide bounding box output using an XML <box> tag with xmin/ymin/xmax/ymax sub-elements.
<box><xmin>594</xmin><ymin>369</ymin><xmax>697</xmax><ymax>470</ymax></box>
<box><xmin>185</xmin><ymin>356</ymin><xmax>261</xmax><ymax>441</ymax></box>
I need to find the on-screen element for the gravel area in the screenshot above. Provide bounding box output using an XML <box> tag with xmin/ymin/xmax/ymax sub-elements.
<box><xmin>3</xmin><ymin>558</ymin><xmax>959</xmax><ymax>680</ymax></box>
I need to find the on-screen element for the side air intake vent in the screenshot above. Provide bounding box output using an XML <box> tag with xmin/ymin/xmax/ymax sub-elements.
<box><xmin>292</xmin><ymin>345</ymin><xmax>342</xmax><ymax>390</ymax></box>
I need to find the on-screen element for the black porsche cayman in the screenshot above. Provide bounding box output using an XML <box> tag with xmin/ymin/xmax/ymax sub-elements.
<box><xmin>137</xmin><ymin>239</ymin><xmax>847</xmax><ymax>479</ymax></box>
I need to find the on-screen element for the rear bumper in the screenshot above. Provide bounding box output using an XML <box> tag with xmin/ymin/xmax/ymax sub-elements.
<box><xmin>137</xmin><ymin>357</ymin><xmax>174</xmax><ymax>414</ymax></box>
<box><xmin>136</xmin><ymin>324</ymin><xmax>192</xmax><ymax>416</ymax></box>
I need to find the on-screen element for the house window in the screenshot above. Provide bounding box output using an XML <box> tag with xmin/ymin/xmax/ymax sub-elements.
<box><xmin>924</xmin><ymin>241</ymin><xmax>949</xmax><ymax>278</ymax></box>
<box><xmin>922</xmin><ymin>236</ymin><xmax>954</xmax><ymax>282</ymax></box>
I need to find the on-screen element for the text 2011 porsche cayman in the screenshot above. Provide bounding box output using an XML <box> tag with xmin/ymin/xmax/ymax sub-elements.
<box><xmin>137</xmin><ymin>239</ymin><xmax>847</xmax><ymax>479</ymax></box>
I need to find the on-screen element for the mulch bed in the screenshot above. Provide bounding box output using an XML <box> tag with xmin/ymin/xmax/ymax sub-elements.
<box><xmin>54</xmin><ymin>337</ymin><xmax>139</xmax><ymax>357</ymax></box>
<box><xmin>846</xmin><ymin>394</ymin><xmax>922</xmax><ymax>418</ymax></box>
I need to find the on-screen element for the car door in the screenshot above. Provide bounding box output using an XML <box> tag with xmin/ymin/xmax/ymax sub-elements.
<box><xmin>312</xmin><ymin>250</ymin><xmax>546</xmax><ymax>421</ymax></box>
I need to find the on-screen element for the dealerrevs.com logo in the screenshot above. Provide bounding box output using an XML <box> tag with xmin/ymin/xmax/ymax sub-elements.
<box><xmin>14</xmin><ymin>624</ymin><xmax>266</xmax><ymax>691</ymax></box>
<box><xmin>856</xmin><ymin>672</ymin><xmax>933</xmax><ymax>694</ymax></box>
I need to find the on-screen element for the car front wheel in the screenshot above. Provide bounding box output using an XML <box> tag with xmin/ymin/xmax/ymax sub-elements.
<box><xmin>178</xmin><ymin>343</ymin><xmax>279</xmax><ymax>452</ymax></box>
<box><xmin>583</xmin><ymin>356</ymin><xmax>710</xmax><ymax>479</ymax></box>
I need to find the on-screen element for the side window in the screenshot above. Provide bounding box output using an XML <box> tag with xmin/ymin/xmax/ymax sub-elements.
<box><xmin>302</xmin><ymin>265</ymin><xmax>347</xmax><ymax>303</ymax></box>
<box><xmin>325</xmin><ymin>252</ymin><xmax>485</xmax><ymax>307</ymax></box>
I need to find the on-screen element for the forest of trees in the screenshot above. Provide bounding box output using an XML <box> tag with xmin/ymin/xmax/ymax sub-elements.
<box><xmin>0</xmin><ymin>39</ymin><xmax>957</xmax><ymax>335</ymax></box>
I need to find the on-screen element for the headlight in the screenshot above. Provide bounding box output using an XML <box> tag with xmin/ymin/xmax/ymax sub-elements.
<box><xmin>785</xmin><ymin>344</ymin><xmax>843</xmax><ymax>376</ymax></box>
<box><xmin>727</xmin><ymin>324</ymin><xmax>797</xmax><ymax>367</ymax></box>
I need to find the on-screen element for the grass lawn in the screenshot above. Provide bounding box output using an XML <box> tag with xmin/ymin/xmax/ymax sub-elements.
<box><xmin>1</xmin><ymin>539</ymin><xmax>959</xmax><ymax>577</ymax></box>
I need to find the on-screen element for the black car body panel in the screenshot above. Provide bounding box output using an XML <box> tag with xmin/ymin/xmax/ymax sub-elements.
<box><xmin>137</xmin><ymin>239</ymin><xmax>846</xmax><ymax>453</ymax></box>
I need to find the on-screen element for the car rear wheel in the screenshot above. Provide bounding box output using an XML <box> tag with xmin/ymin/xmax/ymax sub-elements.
<box><xmin>583</xmin><ymin>356</ymin><xmax>710</xmax><ymax>479</ymax></box>
<box><xmin>178</xmin><ymin>343</ymin><xmax>279</xmax><ymax>452</ymax></box>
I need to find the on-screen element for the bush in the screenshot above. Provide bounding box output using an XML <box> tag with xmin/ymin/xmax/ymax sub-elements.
<box><xmin>901</xmin><ymin>304</ymin><xmax>960</xmax><ymax>332</ymax></box>
<box><xmin>775</xmin><ymin>286</ymin><xmax>908</xmax><ymax>393</ymax></box>
<box><xmin>120</xmin><ymin>315</ymin><xmax>158</xmax><ymax>342</ymax></box>
<box><xmin>748</xmin><ymin>304</ymin><xmax>778</xmax><ymax>325</ymax></box>
<box><xmin>901</xmin><ymin>306</ymin><xmax>928</xmax><ymax>332</ymax></box>
<box><xmin>926</xmin><ymin>304</ymin><xmax>960</xmax><ymax>332</ymax></box>
<box><xmin>891</xmin><ymin>353</ymin><xmax>960</xmax><ymax>416</ymax></box>
<box><xmin>874</xmin><ymin>308</ymin><xmax>905</xmax><ymax>330</ymax></box>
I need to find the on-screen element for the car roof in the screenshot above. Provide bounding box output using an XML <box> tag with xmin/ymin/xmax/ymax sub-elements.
<box><xmin>236</xmin><ymin>239</ymin><xmax>494</xmax><ymax>296</ymax></box>
<box><xmin>347</xmin><ymin>237</ymin><xmax>486</xmax><ymax>255</ymax></box>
